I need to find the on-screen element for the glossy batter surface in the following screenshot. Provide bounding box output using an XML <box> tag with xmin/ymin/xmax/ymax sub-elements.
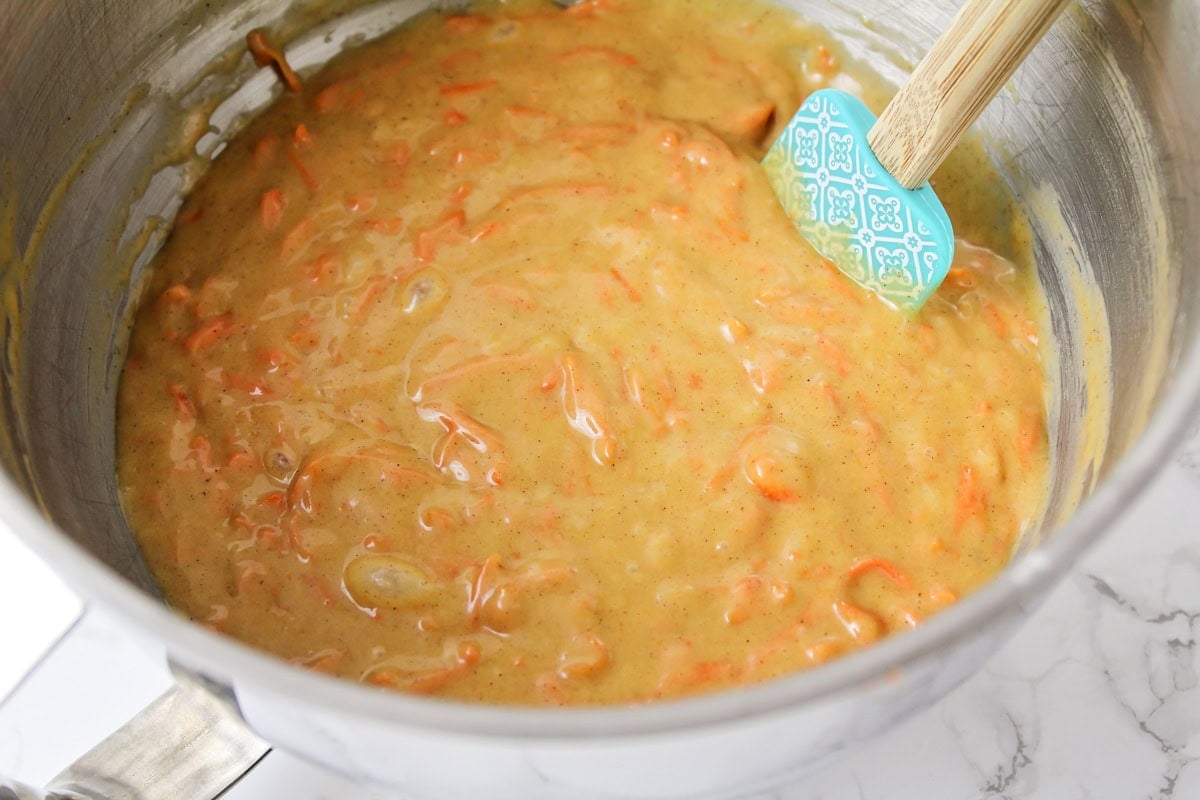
<box><xmin>117</xmin><ymin>0</ymin><xmax>1050</xmax><ymax>705</ymax></box>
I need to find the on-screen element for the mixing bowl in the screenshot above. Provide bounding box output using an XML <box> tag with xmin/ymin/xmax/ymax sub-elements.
<box><xmin>1</xmin><ymin>1</ymin><xmax>1198</xmax><ymax>797</ymax></box>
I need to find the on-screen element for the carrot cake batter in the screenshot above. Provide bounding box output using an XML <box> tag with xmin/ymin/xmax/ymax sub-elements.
<box><xmin>117</xmin><ymin>0</ymin><xmax>1050</xmax><ymax>705</ymax></box>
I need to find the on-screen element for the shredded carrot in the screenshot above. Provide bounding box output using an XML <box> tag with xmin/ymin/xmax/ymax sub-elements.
<box><xmin>300</xmin><ymin>650</ymin><xmax>344</xmax><ymax>673</ymax></box>
<box><xmin>557</xmin><ymin>633</ymin><xmax>610</xmax><ymax>680</ymax></box>
<box><xmin>226</xmin><ymin>450</ymin><xmax>258</xmax><ymax>470</ymax></box>
<box><xmin>451</xmin><ymin>148</ymin><xmax>498</xmax><ymax>167</ymax></box>
<box><xmin>1016</xmin><ymin>415</ymin><xmax>1044</xmax><ymax>465</ymax></box>
<box><xmin>745</xmin><ymin>456</ymin><xmax>796</xmax><ymax>502</ymax></box>
<box><xmin>252</xmin><ymin>135</ymin><xmax>279</xmax><ymax>169</ymax></box>
<box><xmin>259</xmin><ymin>491</ymin><xmax>286</xmax><ymax>509</ymax></box>
<box><xmin>803</xmin><ymin>639</ymin><xmax>843</xmax><ymax>665</ymax></box>
<box><xmin>927</xmin><ymin>586</ymin><xmax>958</xmax><ymax>608</ymax></box>
<box><xmin>444</xmin><ymin>109</ymin><xmax>468</xmax><ymax>126</ymax></box>
<box><xmin>364</xmin><ymin>216</ymin><xmax>405</xmax><ymax>236</ymax></box>
<box><xmin>540</xmin><ymin>366</ymin><xmax>561</xmax><ymax>392</ymax></box>
<box><xmin>983</xmin><ymin>301</ymin><xmax>1010</xmax><ymax>338</ymax></box>
<box><xmin>182</xmin><ymin>315</ymin><xmax>240</xmax><ymax>355</ymax></box>
<box><xmin>440</xmin><ymin>80</ymin><xmax>498</xmax><ymax>97</ymax></box>
<box><xmin>483</xmin><ymin>283</ymin><xmax>537</xmax><ymax>311</ymax></box>
<box><xmin>945</xmin><ymin>265</ymin><xmax>976</xmax><ymax>288</ymax></box>
<box><xmin>286</xmin><ymin>148</ymin><xmax>319</xmax><ymax>192</ymax></box>
<box><xmin>470</xmin><ymin>221</ymin><xmax>505</xmax><ymax>242</ymax></box>
<box><xmin>246</xmin><ymin>29</ymin><xmax>302</xmax><ymax>93</ymax></box>
<box><xmin>953</xmin><ymin>463</ymin><xmax>987</xmax><ymax>531</ymax></box>
<box><xmin>715</xmin><ymin>217</ymin><xmax>749</xmax><ymax>244</ymax></box>
<box><xmin>831</xmin><ymin>599</ymin><xmax>883</xmax><ymax>644</ymax></box>
<box><xmin>258</xmin><ymin>348</ymin><xmax>293</xmax><ymax>373</ymax></box>
<box><xmin>293</xmin><ymin>123</ymin><xmax>313</xmax><ymax>148</ymax></box>
<box><xmin>608</xmin><ymin>267</ymin><xmax>642</xmax><ymax>302</ymax></box>
<box><xmin>384</xmin><ymin>142</ymin><xmax>411</xmax><ymax>169</ymax></box>
<box><xmin>396</xmin><ymin>642</ymin><xmax>482</xmax><ymax>693</ymax></box>
<box><xmin>285</xmin><ymin>519</ymin><xmax>312</xmax><ymax>562</ymax></box>
<box><xmin>443</xmin><ymin>14</ymin><xmax>491</xmax><ymax>33</ymax></box>
<box><xmin>350</xmin><ymin>275</ymin><xmax>389</xmax><ymax>321</ymax></box>
<box><xmin>176</xmin><ymin>204</ymin><xmax>204</xmax><ymax>225</ymax></box>
<box><xmin>255</xmin><ymin>526</ymin><xmax>284</xmax><ymax>550</ymax></box>
<box><xmin>558</xmin><ymin>354</ymin><xmax>617</xmax><ymax>466</ymax></box>
<box><xmin>313</xmin><ymin>82</ymin><xmax>343</xmax><ymax>114</ymax></box>
<box><xmin>167</xmin><ymin>384</ymin><xmax>195</xmax><ymax>421</ymax></box>
<box><xmin>305</xmin><ymin>253</ymin><xmax>339</xmax><ymax>286</ymax></box>
<box><xmin>847</xmin><ymin>557</ymin><xmax>911</xmax><ymax>588</ymax></box>
<box><xmin>279</xmin><ymin>216</ymin><xmax>315</xmax><ymax>261</ymax></box>
<box><xmin>161</xmin><ymin>284</ymin><xmax>191</xmax><ymax>305</ymax></box>
<box><xmin>259</xmin><ymin>188</ymin><xmax>285</xmax><ymax>229</ymax></box>
<box><xmin>813</xmin><ymin>44</ymin><xmax>838</xmax><ymax>76</ymax></box>
<box><xmin>303</xmin><ymin>574</ymin><xmax>336</xmax><ymax>608</ymax></box>
<box><xmin>816</xmin><ymin>334</ymin><xmax>852</xmax><ymax>376</ymax></box>
<box><xmin>414</xmin><ymin>208</ymin><xmax>467</xmax><ymax>263</ymax></box>
<box><xmin>505</xmin><ymin>105</ymin><xmax>557</xmax><ymax>121</ymax></box>
<box><xmin>343</xmin><ymin>194</ymin><xmax>376</xmax><ymax>214</ymax></box>
<box><xmin>703</xmin><ymin>462</ymin><xmax>735</xmax><ymax>493</ymax></box>
<box><xmin>418</xmin><ymin>506</ymin><xmax>459</xmax><ymax>533</ymax></box>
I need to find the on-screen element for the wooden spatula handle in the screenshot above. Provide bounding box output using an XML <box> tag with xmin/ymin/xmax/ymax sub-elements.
<box><xmin>868</xmin><ymin>0</ymin><xmax>1070</xmax><ymax>189</ymax></box>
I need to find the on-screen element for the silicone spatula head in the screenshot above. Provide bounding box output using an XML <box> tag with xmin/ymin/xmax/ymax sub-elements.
<box><xmin>762</xmin><ymin>0</ymin><xmax>1070</xmax><ymax>314</ymax></box>
<box><xmin>763</xmin><ymin>89</ymin><xmax>954</xmax><ymax>314</ymax></box>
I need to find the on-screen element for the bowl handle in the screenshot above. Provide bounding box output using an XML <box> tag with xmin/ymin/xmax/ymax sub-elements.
<box><xmin>1</xmin><ymin>670</ymin><xmax>269</xmax><ymax>800</ymax></box>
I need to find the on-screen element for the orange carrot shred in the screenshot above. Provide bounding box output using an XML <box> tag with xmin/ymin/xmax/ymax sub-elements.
<box><xmin>953</xmin><ymin>463</ymin><xmax>987</xmax><ymax>531</ymax></box>
<box><xmin>983</xmin><ymin>301</ymin><xmax>1010</xmax><ymax>338</ymax></box>
<box><xmin>816</xmin><ymin>334</ymin><xmax>852</xmax><ymax>376</ymax></box>
<box><xmin>252</xmin><ymin>135</ymin><xmax>279</xmax><ymax>169</ymax></box>
<box><xmin>414</xmin><ymin>209</ymin><xmax>467</xmax><ymax>263</ymax></box>
<box><xmin>609</xmin><ymin>267</ymin><xmax>642</xmax><ymax>302</ymax></box>
<box><xmin>444</xmin><ymin>15</ymin><xmax>491</xmax><ymax>33</ymax></box>
<box><xmin>440</xmin><ymin>80</ymin><xmax>498</xmax><ymax>97</ymax></box>
<box><xmin>384</xmin><ymin>143</ymin><xmax>411</xmax><ymax>169</ymax></box>
<box><xmin>260</xmin><ymin>188</ymin><xmax>285</xmax><ymax>229</ymax></box>
<box><xmin>226</xmin><ymin>451</ymin><xmax>258</xmax><ymax>469</ymax></box>
<box><xmin>167</xmin><ymin>384</ymin><xmax>196</xmax><ymax>421</ymax></box>
<box><xmin>847</xmin><ymin>557</ymin><xmax>911</xmax><ymax>588</ymax></box>
<box><xmin>182</xmin><ymin>316</ymin><xmax>240</xmax><ymax>355</ymax></box>
<box><xmin>286</xmin><ymin>149</ymin><xmax>319</xmax><ymax>192</ymax></box>
<box><xmin>246</xmin><ymin>29</ymin><xmax>302</xmax><ymax>93</ymax></box>
<box><xmin>161</xmin><ymin>284</ymin><xmax>191</xmax><ymax>305</ymax></box>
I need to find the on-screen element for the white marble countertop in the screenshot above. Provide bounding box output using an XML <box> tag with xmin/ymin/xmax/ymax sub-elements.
<box><xmin>2</xmin><ymin>427</ymin><xmax>1198</xmax><ymax>799</ymax></box>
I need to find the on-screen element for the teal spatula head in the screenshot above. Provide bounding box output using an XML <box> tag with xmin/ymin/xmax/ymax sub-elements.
<box><xmin>763</xmin><ymin>89</ymin><xmax>954</xmax><ymax>314</ymax></box>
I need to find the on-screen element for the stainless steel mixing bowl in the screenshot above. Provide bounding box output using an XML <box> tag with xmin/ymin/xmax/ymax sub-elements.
<box><xmin>1</xmin><ymin>1</ymin><xmax>1198</xmax><ymax>798</ymax></box>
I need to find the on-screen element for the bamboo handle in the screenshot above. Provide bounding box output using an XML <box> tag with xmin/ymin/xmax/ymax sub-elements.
<box><xmin>868</xmin><ymin>0</ymin><xmax>1070</xmax><ymax>189</ymax></box>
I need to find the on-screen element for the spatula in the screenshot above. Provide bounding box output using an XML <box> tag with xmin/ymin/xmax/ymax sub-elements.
<box><xmin>763</xmin><ymin>0</ymin><xmax>1070</xmax><ymax>314</ymax></box>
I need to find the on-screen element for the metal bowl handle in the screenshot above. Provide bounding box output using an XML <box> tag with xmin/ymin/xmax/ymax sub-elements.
<box><xmin>1</xmin><ymin>671</ymin><xmax>268</xmax><ymax>800</ymax></box>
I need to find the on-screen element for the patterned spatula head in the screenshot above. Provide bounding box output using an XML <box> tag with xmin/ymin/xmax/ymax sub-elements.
<box><xmin>763</xmin><ymin>89</ymin><xmax>954</xmax><ymax>314</ymax></box>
